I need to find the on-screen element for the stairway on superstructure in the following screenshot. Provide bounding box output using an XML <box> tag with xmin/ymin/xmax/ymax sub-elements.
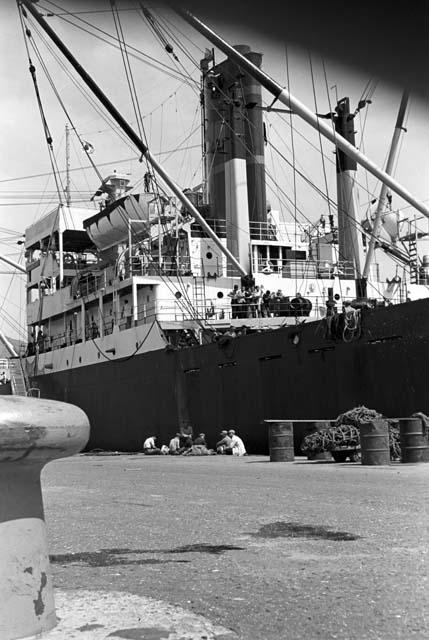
<box><xmin>408</xmin><ymin>236</ymin><xmax>419</xmax><ymax>284</ymax></box>
<box><xmin>8</xmin><ymin>357</ymin><xmax>29</xmax><ymax>396</ymax></box>
<box><xmin>193</xmin><ymin>275</ymin><xmax>207</xmax><ymax>319</ymax></box>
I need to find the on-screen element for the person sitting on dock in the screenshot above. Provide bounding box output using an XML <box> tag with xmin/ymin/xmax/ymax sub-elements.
<box><xmin>143</xmin><ymin>435</ymin><xmax>161</xmax><ymax>455</ymax></box>
<box><xmin>182</xmin><ymin>433</ymin><xmax>212</xmax><ymax>456</ymax></box>
<box><xmin>228</xmin><ymin>429</ymin><xmax>247</xmax><ymax>456</ymax></box>
<box><xmin>179</xmin><ymin>424</ymin><xmax>194</xmax><ymax>450</ymax></box>
<box><xmin>193</xmin><ymin>433</ymin><xmax>206</xmax><ymax>446</ymax></box>
<box><xmin>216</xmin><ymin>430</ymin><xmax>233</xmax><ymax>454</ymax></box>
<box><xmin>169</xmin><ymin>433</ymin><xmax>181</xmax><ymax>455</ymax></box>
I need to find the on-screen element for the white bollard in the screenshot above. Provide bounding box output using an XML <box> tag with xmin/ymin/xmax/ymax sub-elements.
<box><xmin>0</xmin><ymin>396</ymin><xmax>90</xmax><ymax>640</ymax></box>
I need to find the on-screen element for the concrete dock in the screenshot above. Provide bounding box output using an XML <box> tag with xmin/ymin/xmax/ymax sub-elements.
<box><xmin>39</xmin><ymin>454</ymin><xmax>428</xmax><ymax>639</ymax></box>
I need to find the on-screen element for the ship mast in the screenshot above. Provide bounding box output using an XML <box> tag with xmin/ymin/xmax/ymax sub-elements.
<box><xmin>20</xmin><ymin>0</ymin><xmax>247</xmax><ymax>278</ymax></box>
<box><xmin>362</xmin><ymin>91</ymin><xmax>409</xmax><ymax>279</ymax></box>
<box><xmin>65</xmin><ymin>123</ymin><xmax>71</xmax><ymax>206</ymax></box>
<box><xmin>175</xmin><ymin>9</ymin><xmax>429</xmax><ymax>222</ymax></box>
<box><xmin>333</xmin><ymin>97</ymin><xmax>365</xmax><ymax>297</ymax></box>
<box><xmin>199</xmin><ymin>49</ymin><xmax>212</xmax><ymax>205</ymax></box>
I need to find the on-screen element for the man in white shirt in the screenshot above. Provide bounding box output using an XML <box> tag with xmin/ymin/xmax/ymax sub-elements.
<box><xmin>143</xmin><ymin>436</ymin><xmax>161</xmax><ymax>455</ymax></box>
<box><xmin>169</xmin><ymin>433</ymin><xmax>181</xmax><ymax>455</ymax></box>
<box><xmin>228</xmin><ymin>429</ymin><xmax>247</xmax><ymax>456</ymax></box>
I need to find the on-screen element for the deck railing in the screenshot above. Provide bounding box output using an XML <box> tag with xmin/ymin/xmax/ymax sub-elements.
<box><xmin>255</xmin><ymin>257</ymin><xmax>356</xmax><ymax>279</ymax></box>
<box><xmin>24</xmin><ymin>287</ymin><xmax>394</xmax><ymax>356</ymax></box>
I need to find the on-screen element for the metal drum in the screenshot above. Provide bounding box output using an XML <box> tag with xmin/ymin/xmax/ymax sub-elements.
<box><xmin>360</xmin><ymin>419</ymin><xmax>390</xmax><ymax>465</ymax></box>
<box><xmin>399</xmin><ymin>417</ymin><xmax>429</xmax><ymax>463</ymax></box>
<box><xmin>266</xmin><ymin>421</ymin><xmax>294</xmax><ymax>462</ymax></box>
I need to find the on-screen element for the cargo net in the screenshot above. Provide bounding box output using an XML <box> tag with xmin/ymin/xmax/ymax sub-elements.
<box><xmin>300</xmin><ymin>405</ymin><xmax>401</xmax><ymax>460</ymax></box>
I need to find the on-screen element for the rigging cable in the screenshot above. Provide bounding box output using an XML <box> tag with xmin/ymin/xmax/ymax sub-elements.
<box><xmin>19</xmin><ymin>10</ymin><xmax>65</xmax><ymax>208</ymax></box>
<box><xmin>139</xmin><ymin>4</ymin><xmax>200</xmax><ymax>70</ymax></box>
<box><xmin>38</xmin><ymin>0</ymin><xmax>198</xmax><ymax>87</ymax></box>
<box><xmin>309</xmin><ymin>53</ymin><xmax>333</xmax><ymax>222</ymax></box>
<box><xmin>110</xmin><ymin>0</ymin><xmax>145</xmax><ymax>142</ymax></box>
<box><xmin>27</xmin><ymin>17</ymin><xmax>139</xmax><ymax>157</ymax></box>
<box><xmin>107</xmin><ymin>1</ymin><xmax>200</xmax><ymax>319</ymax></box>
<box><xmin>23</xmin><ymin>23</ymin><xmax>105</xmax><ymax>203</ymax></box>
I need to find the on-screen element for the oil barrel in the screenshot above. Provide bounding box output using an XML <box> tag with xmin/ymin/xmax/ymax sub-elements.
<box><xmin>399</xmin><ymin>417</ymin><xmax>429</xmax><ymax>463</ymax></box>
<box><xmin>360</xmin><ymin>419</ymin><xmax>390</xmax><ymax>465</ymax></box>
<box><xmin>265</xmin><ymin>420</ymin><xmax>294</xmax><ymax>462</ymax></box>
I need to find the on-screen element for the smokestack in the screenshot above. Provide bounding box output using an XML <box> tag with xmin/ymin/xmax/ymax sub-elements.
<box><xmin>203</xmin><ymin>46</ymin><xmax>267</xmax><ymax>223</ymax></box>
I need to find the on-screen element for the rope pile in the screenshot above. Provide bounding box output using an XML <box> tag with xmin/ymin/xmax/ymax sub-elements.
<box><xmin>300</xmin><ymin>405</ymin><xmax>401</xmax><ymax>460</ymax></box>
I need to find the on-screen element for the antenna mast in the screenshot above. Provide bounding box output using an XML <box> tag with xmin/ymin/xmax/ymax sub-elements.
<box><xmin>65</xmin><ymin>123</ymin><xmax>71</xmax><ymax>206</ymax></box>
<box><xmin>362</xmin><ymin>91</ymin><xmax>410</xmax><ymax>279</ymax></box>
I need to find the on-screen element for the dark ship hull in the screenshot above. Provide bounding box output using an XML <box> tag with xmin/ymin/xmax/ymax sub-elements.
<box><xmin>29</xmin><ymin>298</ymin><xmax>429</xmax><ymax>453</ymax></box>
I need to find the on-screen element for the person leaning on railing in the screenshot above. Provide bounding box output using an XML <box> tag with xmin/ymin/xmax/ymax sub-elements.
<box><xmin>227</xmin><ymin>285</ymin><xmax>240</xmax><ymax>318</ymax></box>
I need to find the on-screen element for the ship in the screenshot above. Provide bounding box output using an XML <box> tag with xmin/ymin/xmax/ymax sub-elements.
<box><xmin>9</xmin><ymin>2</ymin><xmax>429</xmax><ymax>453</ymax></box>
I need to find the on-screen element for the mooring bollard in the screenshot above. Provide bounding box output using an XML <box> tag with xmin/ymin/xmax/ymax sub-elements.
<box><xmin>399</xmin><ymin>417</ymin><xmax>429</xmax><ymax>463</ymax></box>
<box><xmin>265</xmin><ymin>420</ymin><xmax>294</xmax><ymax>461</ymax></box>
<box><xmin>360</xmin><ymin>419</ymin><xmax>390</xmax><ymax>465</ymax></box>
<box><xmin>0</xmin><ymin>396</ymin><xmax>90</xmax><ymax>640</ymax></box>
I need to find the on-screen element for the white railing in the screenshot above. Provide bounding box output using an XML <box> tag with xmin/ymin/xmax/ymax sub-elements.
<box><xmin>190</xmin><ymin>219</ymin><xmax>227</xmax><ymax>238</ymax></box>
<box><xmin>255</xmin><ymin>257</ymin><xmax>356</xmax><ymax>279</ymax></box>
<box><xmin>24</xmin><ymin>287</ymin><xmax>398</xmax><ymax>356</ymax></box>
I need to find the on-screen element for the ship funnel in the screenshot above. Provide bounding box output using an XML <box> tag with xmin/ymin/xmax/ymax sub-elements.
<box><xmin>203</xmin><ymin>44</ymin><xmax>267</xmax><ymax>272</ymax></box>
<box><xmin>203</xmin><ymin>44</ymin><xmax>266</xmax><ymax>225</ymax></box>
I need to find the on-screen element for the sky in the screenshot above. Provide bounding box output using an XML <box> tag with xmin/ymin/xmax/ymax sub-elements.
<box><xmin>1</xmin><ymin>0</ymin><xmax>429</xmax><ymax>340</ymax></box>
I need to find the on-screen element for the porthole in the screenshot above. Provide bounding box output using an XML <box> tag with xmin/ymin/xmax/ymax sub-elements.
<box><xmin>206</xmin><ymin>251</ymin><xmax>213</xmax><ymax>260</ymax></box>
<box><xmin>217</xmin><ymin>291</ymin><xmax>224</xmax><ymax>298</ymax></box>
<box><xmin>175</xmin><ymin>291</ymin><xmax>182</xmax><ymax>299</ymax></box>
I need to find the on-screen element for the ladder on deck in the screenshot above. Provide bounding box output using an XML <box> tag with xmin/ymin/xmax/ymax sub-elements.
<box><xmin>8</xmin><ymin>357</ymin><xmax>30</xmax><ymax>396</ymax></box>
<box><xmin>408</xmin><ymin>236</ymin><xmax>419</xmax><ymax>284</ymax></box>
<box><xmin>193</xmin><ymin>275</ymin><xmax>207</xmax><ymax>318</ymax></box>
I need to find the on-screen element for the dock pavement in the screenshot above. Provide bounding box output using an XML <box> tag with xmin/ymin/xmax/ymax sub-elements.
<box><xmin>38</xmin><ymin>454</ymin><xmax>429</xmax><ymax>639</ymax></box>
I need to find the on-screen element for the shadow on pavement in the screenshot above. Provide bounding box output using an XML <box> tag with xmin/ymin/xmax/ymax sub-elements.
<box><xmin>51</xmin><ymin>544</ymin><xmax>245</xmax><ymax>567</ymax></box>
<box><xmin>250</xmin><ymin>521</ymin><xmax>361</xmax><ymax>541</ymax></box>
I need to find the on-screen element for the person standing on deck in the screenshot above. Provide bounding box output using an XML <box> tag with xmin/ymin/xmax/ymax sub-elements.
<box><xmin>228</xmin><ymin>285</ymin><xmax>239</xmax><ymax>319</ymax></box>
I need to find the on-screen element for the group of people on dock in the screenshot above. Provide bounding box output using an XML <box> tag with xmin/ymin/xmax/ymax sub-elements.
<box><xmin>228</xmin><ymin>284</ymin><xmax>312</xmax><ymax>319</ymax></box>
<box><xmin>143</xmin><ymin>426</ymin><xmax>246</xmax><ymax>456</ymax></box>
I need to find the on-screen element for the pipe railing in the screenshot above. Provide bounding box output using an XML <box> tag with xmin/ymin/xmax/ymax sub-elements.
<box><xmin>24</xmin><ymin>285</ymin><xmax>402</xmax><ymax>357</ymax></box>
<box><xmin>255</xmin><ymin>257</ymin><xmax>357</xmax><ymax>279</ymax></box>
